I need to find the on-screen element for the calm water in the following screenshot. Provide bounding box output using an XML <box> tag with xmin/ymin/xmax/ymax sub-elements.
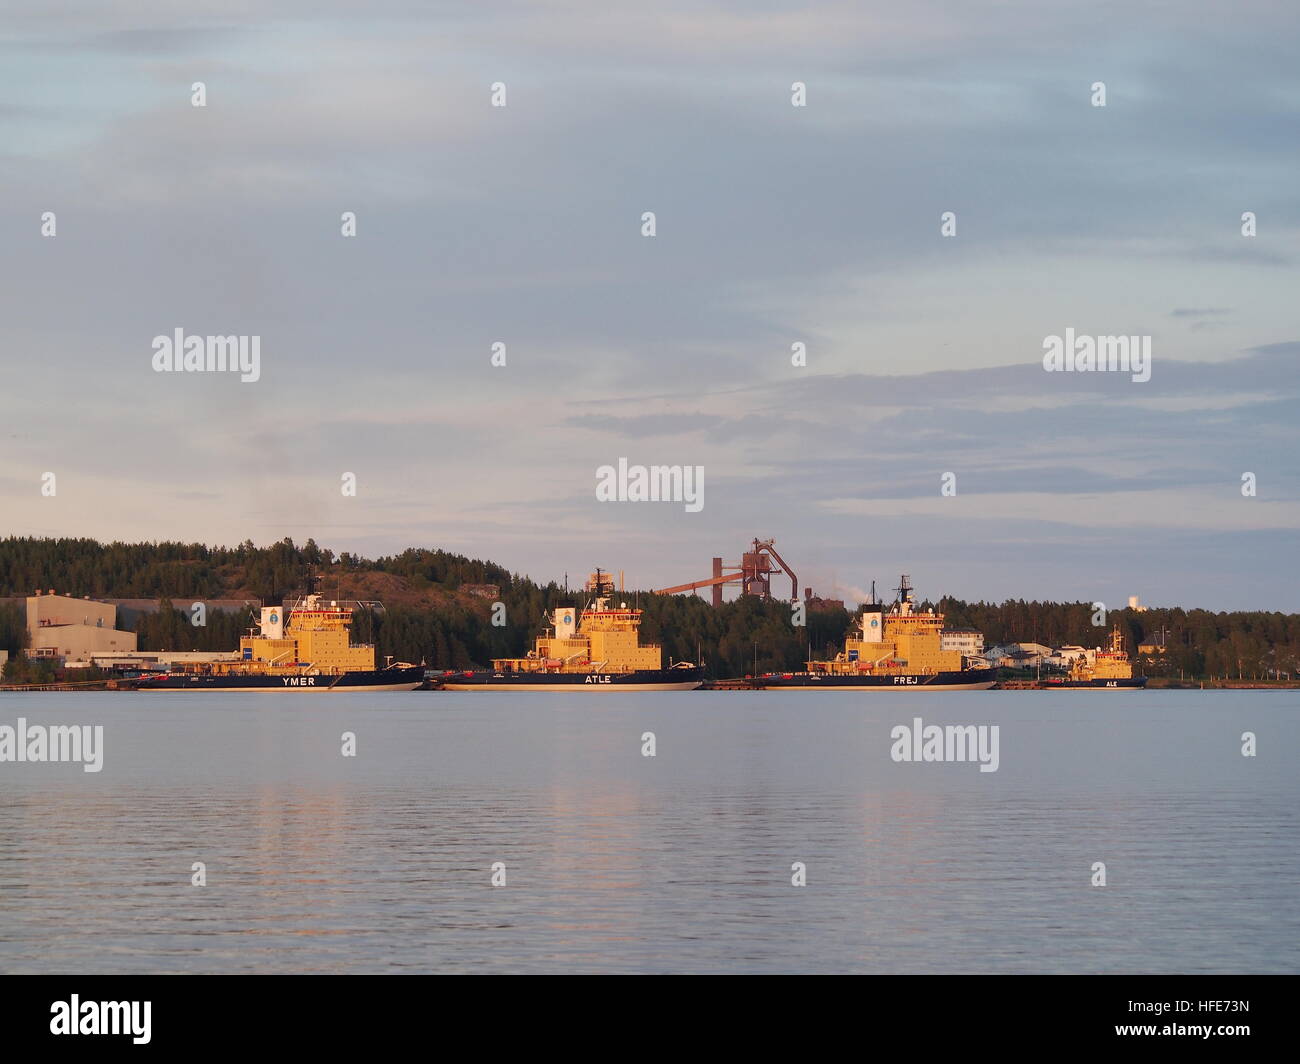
<box><xmin>0</xmin><ymin>690</ymin><xmax>1296</xmax><ymax>974</ymax></box>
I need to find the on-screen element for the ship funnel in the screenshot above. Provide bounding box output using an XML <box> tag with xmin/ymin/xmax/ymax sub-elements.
<box><xmin>260</xmin><ymin>606</ymin><xmax>284</xmax><ymax>640</ymax></box>
<box><xmin>553</xmin><ymin>607</ymin><xmax>577</xmax><ymax>640</ymax></box>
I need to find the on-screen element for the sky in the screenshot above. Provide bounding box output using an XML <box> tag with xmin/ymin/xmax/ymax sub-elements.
<box><xmin>1</xmin><ymin>1</ymin><xmax>1297</xmax><ymax>611</ymax></box>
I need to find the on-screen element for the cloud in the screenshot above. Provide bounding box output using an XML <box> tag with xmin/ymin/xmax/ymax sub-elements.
<box><xmin>1</xmin><ymin>1</ymin><xmax>1297</xmax><ymax>610</ymax></box>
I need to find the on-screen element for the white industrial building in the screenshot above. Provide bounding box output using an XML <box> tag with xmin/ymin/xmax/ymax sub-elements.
<box><xmin>985</xmin><ymin>642</ymin><xmax>1054</xmax><ymax>668</ymax></box>
<box><xmin>24</xmin><ymin>590</ymin><xmax>138</xmax><ymax>662</ymax></box>
<box><xmin>69</xmin><ymin>650</ymin><xmax>239</xmax><ymax>671</ymax></box>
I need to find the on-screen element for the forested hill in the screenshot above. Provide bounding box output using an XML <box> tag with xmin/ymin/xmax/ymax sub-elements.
<box><xmin>0</xmin><ymin>536</ymin><xmax>511</xmax><ymax>603</ymax></box>
<box><xmin>0</xmin><ymin>536</ymin><xmax>849</xmax><ymax>677</ymax></box>
<box><xmin>0</xmin><ymin>537</ymin><xmax>1296</xmax><ymax>680</ymax></box>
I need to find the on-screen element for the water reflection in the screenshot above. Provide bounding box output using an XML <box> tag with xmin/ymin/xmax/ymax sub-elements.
<box><xmin>0</xmin><ymin>691</ymin><xmax>1295</xmax><ymax>972</ymax></box>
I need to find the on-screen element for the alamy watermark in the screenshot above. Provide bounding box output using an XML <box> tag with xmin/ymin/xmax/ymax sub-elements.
<box><xmin>1043</xmin><ymin>328</ymin><xmax>1150</xmax><ymax>383</ymax></box>
<box><xmin>152</xmin><ymin>328</ymin><xmax>261</xmax><ymax>383</ymax></box>
<box><xmin>890</xmin><ymin>716</ymin><xmax>999</xmax><ymax>773</ymax></box>
<box><xmin>50</xmin><ymin>996</ymin><xmax>150</xmax><ymax>1044</ymax></box>
<box><xmin>0</xmin><ymin>718</ymin><xmax>103</xmax><ymax>772</ymax></box>
<box><xmin>596</xmin><ymin>458</ymin><xmax>704</xmax><ymax>512</ymax></box>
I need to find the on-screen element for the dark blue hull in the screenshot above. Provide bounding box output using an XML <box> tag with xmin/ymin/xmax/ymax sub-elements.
<box><xmin>749</xmin><ymin>668</ymin><xmax>997</xmax><ymax>690</ymax></box>
<box><xmin>435</xmin><ymin>666</ymin><xmax>704</xmax><ymax>690</ymax></box>
<box><xmin>134</xmin><ymin>666</ymin><xmax>425</xmax><ymax>691</ymax></box>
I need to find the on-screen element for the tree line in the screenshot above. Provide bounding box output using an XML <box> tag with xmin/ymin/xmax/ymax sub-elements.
<box><xmin>1</xmin><ymin>537</ymin><xmax>1296</xmax><ymax>680</ymax></box>
<box><xmin>936</xmin><ymin>597</ymin><xmax>1300</xmax><ymax>680</ymax></box>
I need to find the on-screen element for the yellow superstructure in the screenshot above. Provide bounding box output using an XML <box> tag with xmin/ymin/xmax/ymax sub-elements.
<box><xmin>1067</xmin><ymin>626</ymin><xmax>1134</xmax><ymax>682</ymax></box>
<box><xmin>194</xmin><ymin>593</ymin><xmax>377</xmax><ymax>678</ymax></box>
<box><xmin>808</xmin><ymin>577</ymin><xmax>966</xmax><ymax>677</ymax></box>
<box><xmin>492</xmin><ymin>570</ymin><xmax>662</xmax><ymax>675</ymax></box>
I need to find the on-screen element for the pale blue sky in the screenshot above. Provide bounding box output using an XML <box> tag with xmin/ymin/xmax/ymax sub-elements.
<box><xmin>2</xmin><ymin>1</ymin><xmax>1297</xmax><ymax>609</ymax></box>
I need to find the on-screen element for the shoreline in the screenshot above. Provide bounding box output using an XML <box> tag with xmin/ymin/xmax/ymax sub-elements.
<box><xmin>4</xmin><ymin>679</ymin><xmax>1300</xmax><ymax>693</ymax></box>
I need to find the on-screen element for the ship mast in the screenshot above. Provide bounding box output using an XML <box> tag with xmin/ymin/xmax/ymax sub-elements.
<box><xmin>894</xmin><ymin>574</ymin><xmax>913</xmax><ymax>615</ymax></box>
<box><xmin>587</xmin><ymin>567</ymin><xmax>616</xmax><ymax>609</ymax></box>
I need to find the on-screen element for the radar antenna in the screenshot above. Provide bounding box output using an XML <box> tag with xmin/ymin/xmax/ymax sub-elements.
<box><xmin>894</xmin><ymin>574</ymin><xmax>913</xmax><ymax>604</ymax></box>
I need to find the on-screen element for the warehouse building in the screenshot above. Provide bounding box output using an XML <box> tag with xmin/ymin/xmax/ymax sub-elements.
<box><xmin>25</xmin><ymin>590</ymin><xmax>138</xmax><ymax>661</ymax></box>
